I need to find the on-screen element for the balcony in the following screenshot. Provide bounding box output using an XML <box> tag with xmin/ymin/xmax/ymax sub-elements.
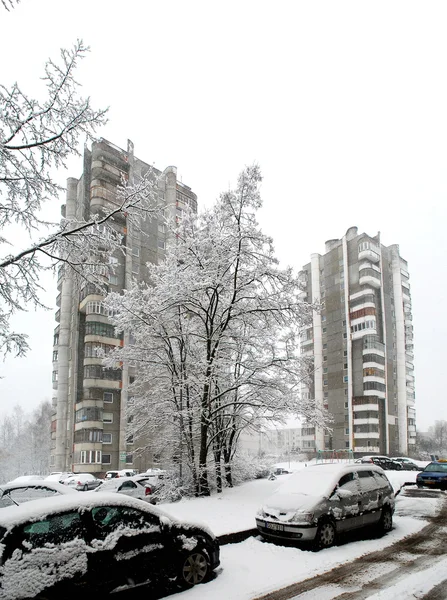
<box><xmin>56</xmin><ymin>293</ymin><xmax>61</xmax><ymax>308</ymax></box>
<box><xmin>55</xmin><ymin>309</ymin><xmax>60</xmax><ymax>323</ymax></box>
<box><xmin>355</xmin><ymin>445</ymin><xmax>380</xmax><ymax>453</ymax></box>
<box><xmin>358</xmin><ymin>248</ymin><xmax>380</xmax><ymax>263</ymax></box>
<box><xmin>354</xmin><ymin>432</ymin><xmax>380</xmax><ymax>439</ymax></box>
<box><xmin>359</xmin><ymin>269</ymin><xmax>381</xmax><ymax>289</ymax></box>
<box><xmin>353</xmin><ymin>417</ymin><xmax>380</xmax><ymax>425</ymax></box>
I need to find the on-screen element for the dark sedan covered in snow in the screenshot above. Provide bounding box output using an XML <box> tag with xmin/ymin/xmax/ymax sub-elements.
<box><xmin>0</xmin><ymin>493</ymin><xmax>220</xmax><ymax>598</ymax></box>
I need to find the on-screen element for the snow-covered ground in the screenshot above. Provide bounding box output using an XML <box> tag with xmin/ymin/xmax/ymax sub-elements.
<box><xmin>160</xmin><ymin>464</ymin><xmax>445</xmax><ymax>600</ymax></box>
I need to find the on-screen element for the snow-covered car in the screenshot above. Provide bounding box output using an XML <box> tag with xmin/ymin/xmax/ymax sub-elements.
<box><xmin>105</xmin><ymin>469</ymin><xmax>137</xmax><ymax>479</ymax></box>
<box><xmin>64</xmin><ymin>473</ymin><xmax>103</xmax><ymax>491</ymax></box>
<box><xmin>93</xmin><ymin>475</ymin><xmax>157</xmax><ymax>502</ymax></box>
<box><xmin>256</xmin><ymin>463</ymin><xmax>395</xmax><ymax>549</ymax></box>
<box><xmin>44</xmin><ymin>472</ymin><xmax>75</xmax><ymax>483</ymax></box>
<box><xmin>0</xmin><ymin>481</ymin><xmax>78</xmax><ymax>508</ymax></box>
<box><xmin>6</xmin><ymin>475</ymin><xmax>45</xmax><ymax>484</ymax></box>
<box><xmin>0</xmin><ymin>493</ymin><xmax>220</xmax><ymax>598</ymax></box>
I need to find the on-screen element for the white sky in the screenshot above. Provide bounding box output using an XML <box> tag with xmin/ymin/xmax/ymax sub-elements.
<box><xmin>0</xmin><ymin>0</ymin><xmax>446</xmax><ymax>431</ymax></box>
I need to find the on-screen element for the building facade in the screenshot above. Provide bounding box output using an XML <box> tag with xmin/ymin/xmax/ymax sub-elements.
<box><xmin>51</xmin><ymin>139</ymin><xmax>197</xmax><ymax>474</ymax></box>
<box><xmin>299</xmin><ymin>227</ymin><xmax>416</xmax><ymax>456</ymax></box>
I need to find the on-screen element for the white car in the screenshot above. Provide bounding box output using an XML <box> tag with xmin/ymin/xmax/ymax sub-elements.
<box><xmin>104</xmin><ymin>469</ymin><xmax>137</xmax><ymax>479</ymax></box>
<box><xmin>94</xmin><ymin>475</ymin><xmax>157</xmax><ymax>502</ymax></box>
<box><xmin>44</xmin><ymin>472</ymin><xmax>75</xmax><ymax>483</ymax></box>
<box><xmin>64</xmin><ymin>474</ymin><xmax>103</xmax><ymax>491</ymax></box>
<box><xmin>0</xmin><ymin>481</ymin><xmax>78</xmax><ymax>508</ymax></box>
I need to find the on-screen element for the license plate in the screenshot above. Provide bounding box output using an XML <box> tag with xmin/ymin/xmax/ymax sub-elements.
<box><xmin>425</xmin><ymin>479</ymin><xmax>435</xmax><ymax>484</ymax></box>
<box><xmin>265</xmin><ymin>522</ymin><xmax>284</xmax><ymax>531</ymax></box>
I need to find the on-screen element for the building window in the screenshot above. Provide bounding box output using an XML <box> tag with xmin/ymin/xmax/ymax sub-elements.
<box><xmin>345</xmin><ymin>428</ymin><xmax>349</xmax><ymax>435</ymax></box>
<box><xmin>102</xmin><ymin>454</ymin><xmax>111</xmax><ymax>465</ymax></box>
<box><xmin>52</xmin><ymin>350</ymin><xmax>58</xmax><ymax>362</ymax></box>
<box><xmin>53</xmin><ymin>333</ymin><xmax>59</xmax><ymax>346</ymax></box>
<box><xmin>74</xmin><ymin>429</ymin><xmax>103</xmax><ymax>443</ymax></box>
<box><xmin>344</xmin><ymin>350</ymin><xmax>348</xmax><ymax>357</ymax></box>
<box><xmin>84</xmin><ymin>365</ymin><xmax>122</xmax><ymax>381</ymax></box>
<box><xmin>321</xmin><ymin>315</ymin><xmax>326</xmax><ymax>322</ymax></box>
<box><xmin>126</xmin><ymin>434</ymin><xmax>134</xmax><ymax>444</ymax></box>
<box><xmin>323</xmin><ymin>367</ymin><xmax>328</xmax><ymax>374</ymax></box>
<box><xmin>344</xmin><ymin>389</ymin><xmax>348</xmax><ymax>396</ymax></box>
<box><xmin>344</xmin><ymin>363</ymin><xmax>348</xmax><ymax>369</ymax></box>
<box><xmin>132</xmin><ymin>263</ymin><xmax>140</xmax><ymax>275</ymax></box>
<box><xmin>158</xmin><ymin>223</ymin><xmax>166</xmax><ymax>234</ymax></box>
<box><xmin>102</xmin><ymin>433</ymin><xmax>112</xmax><ymax>444</ymax></box>
<box><xmin>322</xmin><ymin>328</ymin><xmax>327</xmax><ymax>333</ymax></box>
<box><xmin>323</xmin><ymin>355</ymin><xmax>327</xmax><ymax>361</ymax></box>
<box><xmin>126</xmin><ymin>453</ymin><xmax>133</xmax><ymax>464</ymax></box>
<box><xmin>323</xmin><ymin>379</ymin><xmax>328</xmax><ymax>386</ymax></box>
<box><xmin>80</xmin><ymin>450</ymin><xmax>102</xmax><ymax>464</ymax></box>
<box><xmin>108</xmin><ymin>274</ymin><xmax>118</xmax><ymax>285</ymax></box>
<box><xmin>52</xmin><ymin>371</ymin><xmax>58</xmax><ymax>382</ymax></box>
<box><xmin>345</xmin><ymin>401</ymin><xmax>349</xmax><ymax>408</ymax></box>
<box><xmin>345</xmin><ymin>442</ymin><xmax>350</xmax><ymax>448</ymax></box>
<box><xmin>132</xmin><ymin>246</ymin><xmax>140</xmax><ymax>257</ymax></box>
<box><xmin>103</xmin><ymin>412</ymin><xmax>113</xmax><ymax>424</ymax></box>
<box><xmin>103</xmin><ymin>392</ymin><xmax>114</xmax><ymax>403</ymax></box>
<box><xmin>343</xmin><ymin>332</ymin><xmax>347</xmax><ymax>338</ymax></box>
<box><xmin>324</xmin><ymin>391</ymin><xmax>328</xmax><ymax>398</ymax></box>
<box><xmin>343</xmin><ymin>375</ymin><xmax>348</xmax><ymax>383</ymax></box>
<box><xmin>323</xmin><ymin>343</ymin><xmax>327</xmax><ymax>349</ymax></box>
<box><xmin>158</xmin><ymin>240</ymin><xmax>165</xmax><ymax>250</ymax></box>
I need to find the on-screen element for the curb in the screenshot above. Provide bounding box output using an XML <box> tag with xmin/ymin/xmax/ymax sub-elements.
<box><xmin>217</xmin><ymin>528</ymin><xmax>258</xmax><ymax>546</ymax></box>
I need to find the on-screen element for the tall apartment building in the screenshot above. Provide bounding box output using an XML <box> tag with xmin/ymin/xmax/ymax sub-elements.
<box><xmin>299</xmin><ymin>226</ymin><xmax>416</xmax><ymax>456</ymax></box>
<box><xmin>51</xmin><ymin>139</ymin><xmax>197</xmax><ymax>474</ymax></box>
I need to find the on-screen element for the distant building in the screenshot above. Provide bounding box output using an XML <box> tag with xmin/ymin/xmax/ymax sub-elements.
<box><xmin>299</xmin><ymin>226</ymin><xmax>416</xmax><ymax>456</ymax></box>
<box><xmin>51</xmin><ymin>139</ymin><xmax>197</xmax><ymax>474</ymax></box>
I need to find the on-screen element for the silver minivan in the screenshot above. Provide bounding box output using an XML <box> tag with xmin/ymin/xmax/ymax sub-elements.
<box><xmin>256</xmin><ymin>463</ymin><xmax>394</xmax><ymax>549</ymax></box>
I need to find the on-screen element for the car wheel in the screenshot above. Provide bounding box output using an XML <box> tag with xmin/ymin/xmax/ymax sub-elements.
<box><xmin>314</xmin><ymin>520</ymin><xmax>336</xmax><ymax>550</ymax></box>
<box><xmin>83</xmin><ymin>484</ymin><xmax>88</xmax><ymax>491</ymax></box>
<box><xmin>379</xmin><ymin>507</ymin><xmax>393</xmax><ymax>533</ymax></box>
<box><xmin>178</xmin><ymin>549</ymin><xmax>210</xmax><ymax>587</ymax></box>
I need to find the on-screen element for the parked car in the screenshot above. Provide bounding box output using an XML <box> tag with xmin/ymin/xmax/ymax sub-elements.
<box><xmin>356</xmin><ymin>456</ymin><xmax>402</xmax><ymax>470</ymax></box>
<box><xmin>64</xmin><ymin>473</ymin><xmax>103</xmax><ymax>491</ymax></box>
<box><xmin>256</xmin><ymin>463</ymin><xmax>395</xmax><ymax>549</ymax></box>
<box><xmin>0</xmin><ymin>481</ymin><xmax>78</xmax><ymax>508</ymax></box>
<box><xmin>416</xmin><ymin>460</ymin><xmax>447</xmax><ymax>490</ymax></box>
<box><xmin>391</xmin><ymin>458</ymin><xmax>422</xmax><ymax>471</ymax></box>
<box><xmin>44</xmin><ymin>472</ymin><xmax>75</xmax><ymax>483</ymax></box>
<box><xmin>272</xmin><ymin>467</ymin><xmax>291</xmax><ymax>475</ymax></box>
<box><xmin>105</xmin><ymin>469</ymin><xmax>137</xmax><ymax>479</ymax></box>
<box><xmin>94</xmin><ymin>475</ymin><xmax>157</xmax><ymax>502</ymax></box>
<box><xmin>0</xmin><ymin>493</ymin><xmax>220</xmax><ymax>598</ymax></box>
<box><xmin>6</xmin><ymin>475</ymin><xmax>45</xmax><ymax>484</ymax></box>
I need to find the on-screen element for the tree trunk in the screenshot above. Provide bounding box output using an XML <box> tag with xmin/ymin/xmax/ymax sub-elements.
<box><xmin>214</xmin><ymin>448</ymin><xmax>222</xmax><ymax>493</ymax></box>
<box><xmin>223</xmin><ymin>447</ymin><xmax>233</xmax><ymax>487</ymax></box>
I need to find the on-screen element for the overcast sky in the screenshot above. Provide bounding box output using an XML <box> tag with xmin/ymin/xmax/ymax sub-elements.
<box><xmin>0</xmin><ymin>0</ymin><xmax>445</xmax><ymax>431</ymax></box>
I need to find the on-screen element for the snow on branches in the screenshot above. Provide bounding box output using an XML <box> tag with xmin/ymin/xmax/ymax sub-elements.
<box><xmin>105</xmin><ymin>165</ymin><xmax>326</xmax><ymax>496</ymax></box>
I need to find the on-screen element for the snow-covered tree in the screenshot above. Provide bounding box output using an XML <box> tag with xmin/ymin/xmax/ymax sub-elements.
<box><xmin>106</xmin><ymin>165</ymin><xmax>326</xmax><ymax>496</ymax></box>
<box><xmin>0</xmin><ymin>400</ymin><xmax>52</xmax><ymax>482</ymax></box>
<box><xmin>0</xmin><ymin>41</ymin><xmax>164</xmax><ymax>358</ymax></box>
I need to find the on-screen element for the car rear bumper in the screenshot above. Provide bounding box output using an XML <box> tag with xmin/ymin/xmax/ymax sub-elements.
<box><xmin>256</xmin><ymin>518</ymin><xmax>317</xmax><ymax>541</ymax></box>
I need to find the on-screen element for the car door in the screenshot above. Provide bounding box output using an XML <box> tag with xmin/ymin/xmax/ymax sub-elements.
<box><xmin>332</xmin><ymin>472</ymin><xmax>362</xmax><ymax>532</ymax></box>
<box><xmin>117</xmin><ymin>480</ymin><xmax>142</xmax><ymax>499</ymax></box>
<box><xmin>357</xmin><ymin>470</ymin><xmax>382</xmax><ymax>526</ymax></box>
<box><xmin>86</xmin><ymin>504</ymin><xmax>168</xmax><ymax>592</ymax></box>
<box><xmin>0</xmin><ymin>510</ymin><xmax>89</xmax><ymax>598</ymax></box>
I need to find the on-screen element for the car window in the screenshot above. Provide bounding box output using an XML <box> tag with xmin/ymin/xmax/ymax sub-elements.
<box><xmin>90</xmin><ymin>506</ymin><xmax>159</xmax><ymax>541</ymax></box>
<box><xmin>357</xmin><ymin>471</ymin><xmax>377</xmax><ymax>492</ymax></box>
<box><xmin>372</xmin><ymin>471</ymin><xmax>391</xmax><ymax>487</ymax></box>
<box><xmin>7</xmin><ymin>486</ymin><xmax>59</xmax><ymax>504</ymax></box>
<box><xmin>424</xmin><ymin>463</ymin><xmax>447</xmax><ymax>473</ymax></box>
<box><xmin>20</xmin><ymin>511</ymin><xmax>84</xmax><ymax>548</ymax></box>
<box><xmin>119</xmin><ymin>481</ymin><xmax>137</xmax><ymax>490</ymax></box>
<box><xmin>337</xmin><ymin>472</ymin><xmax>359</xmax><ymax>493</ymax></box>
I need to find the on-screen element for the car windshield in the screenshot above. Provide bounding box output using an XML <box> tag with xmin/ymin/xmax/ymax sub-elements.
<box><xmin>424</xmin><ymin>463</ymin><xmax>447</xmax><ymax>473</ymax></box>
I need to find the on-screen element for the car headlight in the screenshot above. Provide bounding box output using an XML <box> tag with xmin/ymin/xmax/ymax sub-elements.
<box><xmin>291</xmin><ymin>512</ymin><xmax>314</xmax><ymax>524</ymax></box>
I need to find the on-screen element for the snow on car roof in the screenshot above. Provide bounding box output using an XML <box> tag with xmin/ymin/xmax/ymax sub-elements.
<box><xmin>0</xmin><ymin>491</ymin><xmax>216</xmax><ymax>539</ymax></box>
<box><xmin>93</xmin><ymin>475</ymin><xmax>147</xmax><ymax>491</ymax></box>
<box><xmin>0</xmin><ymin>481</ymin><xmax>78</xmax><ymax>495</ymax></box>
<box><xmin>276</xmin><ymin>463</ymin><xmax>387</xmax><ymax>497</ymax></box>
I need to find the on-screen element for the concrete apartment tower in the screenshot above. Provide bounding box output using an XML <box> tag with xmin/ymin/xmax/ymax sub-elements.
<box><xmin>299</xmin><ymin>227</ymin><xmax>416</xmax><ymax>456</ymax></box>
<box><xmin>51</xmin><ymin>139</ymin><xmax>197</xmax><ymax>474</ymax></box>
